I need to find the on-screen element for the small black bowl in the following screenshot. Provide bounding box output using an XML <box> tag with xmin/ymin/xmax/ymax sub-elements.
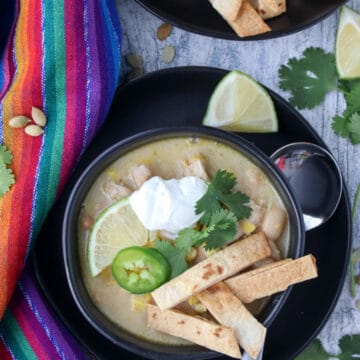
<box><xmin>62</xmin><ymin>126</ymin><xmax>305</xmax><ymax>359</ymax></box>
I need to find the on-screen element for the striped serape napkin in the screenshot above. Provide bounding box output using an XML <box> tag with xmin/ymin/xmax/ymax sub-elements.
<box><xmin>0</xmin><ymin>0</ymin><xmax>122</xmax><ymax>358</ymax></box>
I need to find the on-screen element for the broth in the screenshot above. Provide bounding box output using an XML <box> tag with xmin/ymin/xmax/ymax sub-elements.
<box><xmin>78</xmin><ymin>137</ymin><xmax>290</xmax><ymax>345</ymax></box>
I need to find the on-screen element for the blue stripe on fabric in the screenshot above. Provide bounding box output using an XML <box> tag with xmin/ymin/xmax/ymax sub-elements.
<box><xmin>81</xmin><ymin>0</ymin><xmax>92</xmax><ymax>154</ymax></box>
<box><xmin>98</xmin><ymin>0</ymin><xmax>115</xmax><ymax>113</ymax></box>
<box><xmin>103</xmin><ymin>0</ymin><xmax>122</xmax><ymax>90</ymax></box>
<box><xmin>18</xmin><ymin>281</ymin><xmax>67</xmax><ymax>360</ymax></box>
<box><xmin>27</xmin><ymin>0</ymin><xmax>47</xmax><ymax>256</ymax></box>
<box><xmin>0</xmin><ymin>333</ymin><xmax>16</xmax><ymax>360</ymax></box>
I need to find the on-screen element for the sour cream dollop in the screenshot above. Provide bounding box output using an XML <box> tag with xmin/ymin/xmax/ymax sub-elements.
<box><xmin>129</xmin><ymin>176</ymin><xmax>207</xmax><ymax>234</ymax></box>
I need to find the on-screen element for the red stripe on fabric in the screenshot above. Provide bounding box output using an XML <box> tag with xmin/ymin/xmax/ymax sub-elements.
<box><xmin>0</xmin><ymin>339</ymin><xmax>13</xmax><ymax>360</ymax></box>
<box><xmin>58</xmin><ymin>0</ymin><xmax>78</xmax><ymax>192</ymax></box>
<box><xmin>10</xmin><ymin>289</ymin><xmax>61</xmax><ymax>360</ymax></box>
<box><xmin>4</xmin><ymin>0</ymin><xmax>44</xmax><ymax>309</ymax></box>
<box><xmin>8</xmin><ymin>0</ymin><xmax>43</xmax><ymax>283</ymax></box>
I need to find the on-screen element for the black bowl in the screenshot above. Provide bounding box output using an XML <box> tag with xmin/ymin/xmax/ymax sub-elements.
<box><xmin>135</xmin><ymin>0</ymin><xmax>347</xmax><ymax>41</ymax></box>
<box><xmin>62</xmin><ymin>126</ymin><xmax>305</xmax><ymax>359</ymax></box>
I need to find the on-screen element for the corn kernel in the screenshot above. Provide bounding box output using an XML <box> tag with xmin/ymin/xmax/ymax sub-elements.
<box><xmin>105</xmin><ymin>168</ymin><xmax>119</xmax><ymax>181</ymax></box>
<box><xmin>188</xmin><ymin>295</ymin><xmax>198</xmax><ymax>306</ymax></box>
<box><xmin>241</xmin><ymin>220</ymin><xmax>256</xmax><ymax>234</ymax></box>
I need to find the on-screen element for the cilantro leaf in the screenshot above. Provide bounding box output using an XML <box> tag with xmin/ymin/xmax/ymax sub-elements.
<box><xmin>296</xmin><ymin>339</ymin><xmax>329</xmax><ymax>360</ymax></box>
<box><xmin>344</xmin><ymin>82</ymin><xmax>360</xmax><ymax>117</ymax></box>
<box><xmin>332</xmin><ymin>115</ymin><xmax>350</xmax><ymax>138</ymax></box>
<box><xmin>279</xmin><ymin>47</ymin><xmax>337</xmax><ymax>109</ymax></box>
<box><xmin>174</xmin><ymin>228</ymin><xmax>205</xmax><ymax>249</ymax></box>
<box><xmin>347</xmin><ymin>112</ymin><xmax>360</xmax><ymax>145</ymax></box>
<box><xmin>220</xmin><ymin>192</ymin><xmax>252</xmax><ymax>220</ymax></box>
<box><xmin>338</xmin><ymin>78</ymin><xmax>360</xmax><ymax>93</ymax></box>
<box><xmin>156</xmin><ymin>170</ymin><xmax>252</xmax><ymax>278</ymax></box>
<box><xmin>196</xmin><ymin>170</ymin><xmax>252</xmax><ymax>223</ymax></box>
<box><xmin>0</xmin><ymin>145</ymin><xmax>13</xmax><ymax>165</ymax></box>
<box><xmin>338</xmin><ymin>335</ymin><xmax>360</xmax><ymax>360</ymax></box>
<box><xmin>155</xmin><ymin>240</ymin><xmax>188</xmax><ymax>278</ymax></box>
<box><xmin>0</xmin><ymin>163</ymin><xmax>15</xmax><ymax>197</ymax></box>
<box><xmin>203</xmin><ymin>209</ymin><xmax>237</xmax><ymax>250</ymax></box>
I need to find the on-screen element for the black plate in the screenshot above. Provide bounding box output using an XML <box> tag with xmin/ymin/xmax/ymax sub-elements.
<box><xmin>33</xmin><ymin>67</ymin><xmax>352</xmax><ymax>360</ymax></box>
<box><xmin>135</xmin><ymin>0</ymin><xmax>347</xmax><ymax>40</ymax></box>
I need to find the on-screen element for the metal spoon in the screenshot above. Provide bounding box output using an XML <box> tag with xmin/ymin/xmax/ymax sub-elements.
<box><xmin>271</xmin><ymin>142</ymin><xmax>343</xmax><ymax>231</ymax></box>
<box><xmin>236</xmin><ymin>143</ymin><xmax>342</xmax><ymax>360</ymax></box>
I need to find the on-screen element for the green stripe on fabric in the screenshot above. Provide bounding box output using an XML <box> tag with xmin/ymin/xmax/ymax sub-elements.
<box><xmin>32</xmin><ymin>0</ymin><xmax>66</xmax><ymax>241</ymax></box>
<box><xmin>0</xmin><ymin>310</ymin><xmax>38</xmax><ymax>360</ymax></box>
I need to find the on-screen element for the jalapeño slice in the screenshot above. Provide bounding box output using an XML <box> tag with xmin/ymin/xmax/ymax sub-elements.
<box><xmin>111</xmin><ymin>246</ymin><xmax>170</xmax><ymax>294</ymax></box>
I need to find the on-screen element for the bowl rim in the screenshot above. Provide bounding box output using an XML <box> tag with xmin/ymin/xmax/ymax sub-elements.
<box><xmin>134</xmin><ymin>0</ymin><xmax>347</xmax><ymax>41</ymax></box>
<box><xmin>62</xmin><ymin>125</ymin><xmax>305</xmax><ymax>359</ymax></box>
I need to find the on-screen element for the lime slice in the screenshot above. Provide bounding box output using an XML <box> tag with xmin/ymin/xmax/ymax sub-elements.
<box><xmin>203</xmin><ymin>70</ymin><xmax>278</xmax><ymax>133</ymax></box>
<box><xmin>87</xmin><ymin>197</ymin><xmax>148</xmax><ymax>276</ymax></box>
<box><xmin>336</xmin><ymin>6</ymin><xmax>360</xmax><ymax>79</ymax></box>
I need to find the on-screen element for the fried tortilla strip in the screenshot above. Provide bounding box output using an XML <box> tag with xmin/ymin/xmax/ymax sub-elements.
<box><xmin>249</xmin><ymin>0</ymin><xmax>286</xmax><ymax>19</ymax></box>
<box><xmin>208</xmin><ymin>0</ymin><xmax>243</xmax><ymax>22</ymax></box>
<box><xmin>147</xmin><ymin>304</ymin><xmax>241</xmax><ymax>359</ymax></box>
<box><xmin>229</xmin><ymin>1</ymin><xmax>270</xmax><ymax>37</ymax></box>
<box><xmin>151</xmin><ymin>232</ymin><xmax>271</xmax><ymax>310</ymax></box>
<box><xmin>198</xmin><ymin>282</ymin><xmax>266</xmax><ymax>360</ymax></box>
<box><xmin>225</xmin><ymin>255</ymin><xmax>318</xmax><ymax>303</ymax></box>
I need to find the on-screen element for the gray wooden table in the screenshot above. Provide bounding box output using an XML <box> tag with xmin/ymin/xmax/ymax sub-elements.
<box><xmin>116</xmin><ymin>0</ymin><xmax>360</xmax><ymax>355</ymax></box>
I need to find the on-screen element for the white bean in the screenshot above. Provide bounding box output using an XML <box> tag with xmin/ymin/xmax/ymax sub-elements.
<box><xmin>262</xmin><ymin>207</ymin><xmax>287</xmax><ymax>241</ymax></box>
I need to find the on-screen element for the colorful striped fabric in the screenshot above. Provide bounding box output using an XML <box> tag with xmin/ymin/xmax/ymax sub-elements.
<box><xmin>0</xmin><ymin>0</ymin><xmax>121</xmax><ymax>358</ymax></box>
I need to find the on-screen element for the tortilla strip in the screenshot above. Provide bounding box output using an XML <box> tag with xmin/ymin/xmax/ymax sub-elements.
<box><xmin>198</xmin><ymin>282</ymin><xmax>266</xmax><ymax>360</ymax></box>
<box><xmin>151</xmin><ymin>232</ymin><xmax>271</xmax><ymax>310</ymax></box>
<box><xmin>250</xmin><ymin>258</ymin><xmax>292</xmax><ymax>272</ymax></box>
<box><xmin>249</xmin><ymin>0</ymin><xmax>286</xmax><ymax>19</ymax></box>
<box><xmin>208</xmin><ymin>0</ymin><xmax>243</xmax><ymax>22</ymax></box>
<box><xmin>225</xmin><ymin>255</ymin><xmax>318</xmax><ymax>303</ymax></box>
<box><xmin>147</xmin><ymin>304</ymin><xmax>241</xmax><ymax>359</ymax></box>
<box><xmin>229</xmin><ymin>1</ymin><xmax>270</xmax><ymax>37</ymax></box>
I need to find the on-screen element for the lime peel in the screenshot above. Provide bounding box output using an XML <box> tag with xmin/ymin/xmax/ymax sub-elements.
<box><xmin>336</xmin><ymin>6</ymin><xmax>360</xmax><ymax>79</ymax></box>
<box><xmin>203</xmin><ymin>70</ymin><xmax>278</xmax><ymax>133</ymax></box>
<box><xmin>87</xmin><ymin>197</ymin><xmax>148</xmax><ymax>277</ymax></box>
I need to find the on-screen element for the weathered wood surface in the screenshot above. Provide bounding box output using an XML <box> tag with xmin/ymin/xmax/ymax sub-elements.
<box><xmin>116</xmin><ymin>0</ymin><xmax>360</xmax><ymax>354</ymax></box>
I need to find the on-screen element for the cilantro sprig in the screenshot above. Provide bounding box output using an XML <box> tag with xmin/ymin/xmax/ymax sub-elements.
<box><xmin>0</xmin><ymin>145</ymin><xmax>15</xmax><ymax>198</ymax></box>
<box><xmin>195</xmin><ymin>170</ymin><xmax>252</xmax><ymax>223</ymax></box>
<box><xmin>279</xmin><ymin>47</ymin><xmax>337</xmax><ymax>110</ymax></box>
<box><xmin>155</xmin><ymin>170</ymin><xmax>251</xmax><ymax>278</ymax></box>
<box><xmin>279</xmin><ymin>47</ymin><xmax>360</xmax><ymax>145</ymax></box>
<box><xmin>296</xmin><ymin>335</ymin><xmax>360</xmax><ymax>360</ymax></box>
<box><xmin>350</xmin><ymin>183</ymin><xmax>360</xmax><ymax>298</ymax></box>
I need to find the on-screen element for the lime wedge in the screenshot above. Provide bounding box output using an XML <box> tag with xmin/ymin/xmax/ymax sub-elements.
<box><xmin>336</xmin><ymin>6</ymin><xmax>360</xmax><ymax>79</ymax></box>
<box><xmin>203</xmin><ymin>70</ymin><xmax>278</xmax><ymax>133</ymax></box>
<box><xmin>87</xmin><ymin>197</ymin><xmax>148</xmax><ymax>276</ymax></box>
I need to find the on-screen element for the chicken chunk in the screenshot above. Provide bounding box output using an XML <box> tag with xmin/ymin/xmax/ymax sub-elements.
<box><xmin>130</xmin><ymin>164</ymin><xmax>152</xmax><ymax>188</ymax></box>
<box><xmin>179</xmin><ymin>156</ymin><xmax>210</xmax><ymax>181</ymax></box>
<box><xmin>101</xmin><ymin>181</ymin><xmax>131</xmax><ymax>200</ymax></box>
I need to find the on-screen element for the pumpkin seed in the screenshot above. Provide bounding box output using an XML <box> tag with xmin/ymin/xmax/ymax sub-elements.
<box><xmin>126</xmin><ymin>53</ymin><xmax>143</xmax><ymax>69</ymax></box>
<box><xmin>356</xmin><ymin>275</ymin><xmax>360</xmax><ymax>285</ymax></box>
<box><xmin>162</xmin><ymin>45</ymin><xmax>175</xmax><ymax>64</ymax></box>
<box><xmin>157</xmin><ymin>23</ymin><xmax>172</xmax><ymax>41</ymax></box>
<box><xmin>352</xmin><ymin>248</ymin><xmax>360</xmax><ymax>264</ymax></box>
<box><xmin>24</xmin><ymin>124</ymin><xmax>44</xmax><ymax>137</ymax></box>
<box><xmin>8</xmin><ymin>115</ymin><xmax>31</xmax><ymax>128</ymax></box>
<box><xmin>31</xmin><ymin>106</ymin><xmax>47</xmax><ymax>127</ymax></box>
